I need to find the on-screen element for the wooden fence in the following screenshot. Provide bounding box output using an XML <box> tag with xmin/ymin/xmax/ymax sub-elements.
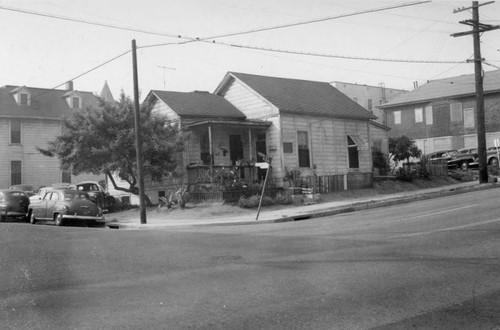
<box><xmin>188</xmin><ymin>187</ymin><xmax>284</xmax><ymax>204</ymax></box>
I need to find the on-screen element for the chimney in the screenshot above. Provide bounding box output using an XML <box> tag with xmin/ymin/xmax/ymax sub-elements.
<box><xmin>66</xmin><ymin>81</ymin><xmax>73</xmax><ymax>91</ymax></box>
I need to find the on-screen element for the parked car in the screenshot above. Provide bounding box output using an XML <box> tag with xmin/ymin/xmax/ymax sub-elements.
<box><xmin>68</xmin><ymin>181</ymin><xmax>116</xmax><ymax>212</ymax></box>
<box><xmin>29</xmin><ymin>183</ymin><xmax>71</xmax><ymax>203</ymax></box>
<box><xmin>9</xmin><ymin>184</ymin><xmax>37</xmax><ymax>197</ymax></box>
<box><xmin>0</xmin><ymin>189</ymin><xmax>30</xmax><ymax>222</ymax></box>
<box><xmin>457</xmin><ymin>147</ymin><xmax>499</xmax><ymax>167</ymax></box>
<box><xmin>28</xmin><ymin>189</ymin><xmax>104</xmax><ymax>226</ymax></box>
<box><xmin>426</xmin><ymin>149</ymin><xmax>477</xmax><ymax>170</ymax></box>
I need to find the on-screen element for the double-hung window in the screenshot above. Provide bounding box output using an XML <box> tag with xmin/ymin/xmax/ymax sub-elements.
<box><xmin>297</xmin><ymin>131</ymin><xmax>310</xmax><ymax>168</ymax></box>
<box><xmin>10</xmin><ymin>120</ymin><xmax>21</xmax><ymax>144</ymax></box>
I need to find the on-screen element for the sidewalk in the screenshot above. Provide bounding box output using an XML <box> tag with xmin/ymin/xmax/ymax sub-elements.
<box><xmin>104</xmin><ymin>180</ymin><xmax>499</xmax><ymax>229</ymax></box>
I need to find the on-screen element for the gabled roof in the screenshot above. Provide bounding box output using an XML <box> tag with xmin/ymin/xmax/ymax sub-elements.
<box><xmin>380</xmin><ymin>69</ymin><xmax>500</xmax><ymax>108</ymax></box>
<box><xmin>0</xmin><ymin>85</ymin><xmax>100</xmax><ymax>119</ymax></box>
<box><xmin>146</xmin><ymin>90</ymin><xmax>246</xmax><ymax>119</ymax></box>
<box><xmin>216</xmin><ymin>72</ymin><xmax>376</xmax><ymax>120</ymax></box>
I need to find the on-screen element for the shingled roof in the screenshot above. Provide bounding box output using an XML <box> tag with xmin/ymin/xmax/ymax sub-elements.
<box><xmin>147</xmin><ymin>90</ymin><xmax>246</xmax><ymax>119</ymax></box>
<box><xmin>380</xmin><ymin>69</ymin><xmax>500</xmax><ymax>108</ymax></box>
<box><xmin>218</xmin><ymin>72</ymin><xmax>376</xmax><ymax>120</ymax></box>
<box><xmin>0</xmin><ymin>85</ymin><xmax>100</xmax><ymax>119</ymax></box>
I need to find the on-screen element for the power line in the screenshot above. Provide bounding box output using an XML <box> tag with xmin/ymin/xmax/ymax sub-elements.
<box><xmin>32</xmin><ymin>50</ymin><xmax>131</xmax><ymax>97</ymax></box>
<box><xmin>213</xmin><ymin>40</ymin><xmax>465</xmax><ymax>64</ymax></box>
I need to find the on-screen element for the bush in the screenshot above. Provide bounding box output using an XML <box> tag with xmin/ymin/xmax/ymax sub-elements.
<box><xmin>275</xmin><ymin>193</ymin><xmax>293</xmax><ymax>205</ymax></box>
<box><xmin>238</xmin><ymin>195</ymin><xmax>260</xmax><ymax>208</ymax></box>
<box><xmin>372</xmin><ymin>150</ymin><xmax>391</xmax><ymax>176</ymax></box>
<box><xmin>395</xmin><ymin>167</ymin><xmax>416</xmax><ymax>182</ymax></box>
<box><xmin>238</xmin><ymin>194</ymin><xmax>279</xmax><ymax>208</ymax></box>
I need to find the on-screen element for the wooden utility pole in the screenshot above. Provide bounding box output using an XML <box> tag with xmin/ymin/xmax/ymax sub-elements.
<box><xmin>451</xmin><ymin>1</ymin><xmax>500</xmax><ymax>184</ymax></box>
<box><xmin>132</xmin><ymin>39</ymin><xmax>147</xmax><ymax>224</ymax></box>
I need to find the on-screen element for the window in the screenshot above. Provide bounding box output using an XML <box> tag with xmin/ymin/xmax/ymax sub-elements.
<box><xmin>347</xmin><ymin>136</ymin><xmax>359</xmax><ymax>169</ymax></box>
<box><xmin>394</xmin><ymin>111</ymin><xmax>401</xmax><ymax>124</ymax></box>
<box><xmin>19</xmin><ymin>93</ymin><xmax>29</xmax><ymax>105</ymax></box>
<box><xmin>72</xmin><ymin>97</ymin><xmax>81</xmax><ymax>108</ymax></box>
<box><xmin>450</xmin><ymin>102</ymin><xmax>463</xmax><ymax>122</ymax></box>
<box><xmin>415</xmin><ymin>108</ymin><xmax>423</xmax><ymax>123</ymax></box>
<box><xmin>11</xmin><ymin>161</ymin><xmax>21</xmax><ymax>186</ymax></box>
<box><xmin>367</xmin><ymin>98</ymin><xmax>373</xmax><ymax>111</ymax></box>
<box><xmin>425</xmin><ymin>106</ymin><xmax>433</xmax><ymax>125</ymax></box>
<box><xmin>10</xmin><ymin>120</ymin><xmax>21</xmax><ymax>144</ymax></box>
<box><xmin>464</xmin><ymin>108</ymin><xmax>475</xmax><ymax>128</ymax></box>
<box><xmin>297</xmin><ymin>131</ymin><xmax>310</xmax><ymax>168</ymax></box>
<box><xmin>283</xmin><ymin>142</ymin><xmax>293</xmax><ymax>153</ymax></box>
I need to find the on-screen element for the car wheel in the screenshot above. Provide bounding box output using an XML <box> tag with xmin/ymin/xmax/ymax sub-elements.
<box><xmin>54</xmin><ymin>213</ymin><xmax>64</xmax><ymax>226</ymax></box>
<box><xmin>461</xmin><ymin>161</ymin><xmax>469</xmax><ymax>170</ymax></box>
<box><xmin>29</xmin><ymin>211</ymin><xmax>37</xmax><ymax>224</ymax></box>
<box><xmin>489</xmin><ymin>158</ymin><xmax>499</xmax><ymax>166</ymax></box>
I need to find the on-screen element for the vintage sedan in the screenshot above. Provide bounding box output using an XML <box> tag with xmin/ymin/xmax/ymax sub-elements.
<box><xmin>0</xmin><ymin>189</ymin><xmax>30</xmax><ymax>222</ymax></box>
<box><xmin>69</xmin><ymin>181</ymin><xmax>116</xmax><ymax>212</ymax></box>
<box><xmin>28</xmin><ymin>189</ymin><xmax>104</xmax><ymax>226</ymax></box>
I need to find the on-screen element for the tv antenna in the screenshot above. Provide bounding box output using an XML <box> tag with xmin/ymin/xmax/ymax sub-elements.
<box><xmin>157</xmin><ymin>66</ymin><xmax>176</xmax><ymax>89</ymax></box>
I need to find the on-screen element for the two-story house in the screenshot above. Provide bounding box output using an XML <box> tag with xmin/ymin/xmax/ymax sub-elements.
<box><xmin>0</xmin><ymin>81</ymin><xmax>107</xmax><ymax>189</ymax></box>
<box><xmin>379</xmin><ymin>69</ymin><xmax>500</xmax><ymax>157</ymax></box>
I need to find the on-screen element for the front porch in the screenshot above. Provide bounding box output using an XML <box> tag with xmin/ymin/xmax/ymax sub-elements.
<box><xmin>184</xmin><ymin>119</ymin><xmax>272</xmax><ymax>186</ymax></box>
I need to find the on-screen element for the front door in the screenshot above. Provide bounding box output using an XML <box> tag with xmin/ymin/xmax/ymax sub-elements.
<box><xmin>229</xmin><ymin>134</ymin><xmax>243</xmax><ymax>165</ymax></box>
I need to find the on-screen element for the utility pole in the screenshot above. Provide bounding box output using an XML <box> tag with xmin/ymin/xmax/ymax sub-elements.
<box><xmin>132</xmin><ymin>39</ymin><xmax>147</xmax><ymax>224</ymax></box>
<box><xmin>451</xmin><ymin>1</ymin><xmax>500</xmax><ymax>184</ymax></box>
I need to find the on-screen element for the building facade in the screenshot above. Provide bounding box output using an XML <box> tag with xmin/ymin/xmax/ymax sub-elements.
<box><xmin>379</xmin><ymin>70</ymin><xmax>500</xmax><ymax>155</ymax></box>
<box><xmin>0</xmin><ymin>82</ymin><xmax>106</xmax><ymax>189</ymax></box>
<box><xmin>332</xmin><ymin>81</ymin><xmax>407</xmax><ymax>125</ymax></box>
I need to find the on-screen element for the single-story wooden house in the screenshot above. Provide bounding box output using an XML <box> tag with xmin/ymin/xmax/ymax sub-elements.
<box><xmin>141</xmin><ymin>72</ymin><xmax>378</xmax><ymax>203</ymax></box>
<box><xmin>214</xmin><ymin>72</ymin><xmax>378</xmax><ymax>190</ymax></box>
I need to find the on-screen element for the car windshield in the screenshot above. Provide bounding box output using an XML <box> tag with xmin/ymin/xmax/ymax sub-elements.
<box><xmin>447</xmin><ymin>151</ymin><xmax>458</xmax><ymax>156</ymax></box>
<box><xmin>63</xmin><ymin>192</ymin><xmax>90</xmax><ymax>201</ymax></box>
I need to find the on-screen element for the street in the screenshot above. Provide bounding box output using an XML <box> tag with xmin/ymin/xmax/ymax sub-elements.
<box><xmin>1</xmin><ymin>188</ymin><xmax>500</xmax><ymax>329</ymax></box>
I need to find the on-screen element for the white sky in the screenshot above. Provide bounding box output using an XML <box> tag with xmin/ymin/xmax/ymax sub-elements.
<box><xmin>1</xmin><ymin>0</ymin><xmax>499</xmax><ymax>100</ymax></box>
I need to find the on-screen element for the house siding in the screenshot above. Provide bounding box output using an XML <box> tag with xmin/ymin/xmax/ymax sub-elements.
<box><xmin>280</xmin><ymin>114</ymin><xmax>372</xmax><ymax>177</ymax></box>
<box><xmin>1</xmin><ymin>118</ymin><xmax>101</xmax><ymax>188</ymax></box>
<box><xmin>221</xmin><ymin>79</ymin><xmax>279</xmax><ymax>119</ymax></box>
<box><xmin>151</xmin><ymin>99</ymin><xmax>180</xmax><ymax>121</ymax></box>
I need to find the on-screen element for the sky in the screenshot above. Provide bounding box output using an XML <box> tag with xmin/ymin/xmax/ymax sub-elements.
<box><xmin>1</xmin><ymin>0</ymin><xmax>499</xmax><ymax>100</ymax></box>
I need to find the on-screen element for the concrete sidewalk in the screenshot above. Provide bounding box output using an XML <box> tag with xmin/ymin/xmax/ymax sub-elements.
<box><xmin>105</xmin><ymin>180</ymin><xmax>500</xmax><ymax>229</ymax></box>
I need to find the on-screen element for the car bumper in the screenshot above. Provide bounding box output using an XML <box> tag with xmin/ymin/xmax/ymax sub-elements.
<box><xmin>62</xmin><ymin>214</ymin><xmax>104</xmax><ymax>221</ymax></box>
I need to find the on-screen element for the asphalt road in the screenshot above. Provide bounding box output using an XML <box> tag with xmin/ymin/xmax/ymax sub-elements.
<box><xmin>1</xmin><ymin>188</ymin><xmax>500</xmax><ymax>329</ymax></box>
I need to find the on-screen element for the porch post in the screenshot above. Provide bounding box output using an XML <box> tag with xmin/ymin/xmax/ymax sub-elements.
<box><xmin>208</xmin><ymin>125</ymin><xmax>213</xmax><ymax>165</ymax></box>
<box><xmin>248</xmin><ymin>128</ymin><xmax>253</xmax><ymax>161</ymax></box>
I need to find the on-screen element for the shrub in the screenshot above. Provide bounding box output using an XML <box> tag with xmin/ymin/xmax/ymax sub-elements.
<box><xmin>275</xmin><ymin>193</ymin><xmax>294</xmax><ymax>205</ymax></box>
<box><xmin>372</xmin><ymin>150</ymin><xmax>391</xmax><ymax>176</ymax></box>
<box><xmin>395</xmin><ymin>167</ymin><xmax>416</xmax><ymax>182</ymax></box>
<box><xmin>238</xmin><ymin>195</ymin><xmax>260</xmax><ymax>208</ymax></box>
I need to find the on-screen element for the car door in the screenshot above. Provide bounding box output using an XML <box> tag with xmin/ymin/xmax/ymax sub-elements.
<box><xmin>34</xmin><ymin>191</ymin><xmax>51</xmax><ymax>219</ymax></box>
<box><xmin>46</xmin><ymin>191</ymin><xmax>61</xmax><ymax>220</ymax></box>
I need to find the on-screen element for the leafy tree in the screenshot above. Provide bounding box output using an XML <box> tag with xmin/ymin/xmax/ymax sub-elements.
<box><xmin>389</xmin><ymin>135</ymin><xmax>422</xmax><ymax>167</ymax></box>
<box><xmin>38</xmin><ymin>93</ymin><xmax>184</xmax><ymax>200</ymax></box>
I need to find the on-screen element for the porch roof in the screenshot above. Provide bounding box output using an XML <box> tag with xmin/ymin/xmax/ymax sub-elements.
<box><xmin>185</xmin><ymin>119</ymin><xmax>272</xmax><ymax>129</ymax></box>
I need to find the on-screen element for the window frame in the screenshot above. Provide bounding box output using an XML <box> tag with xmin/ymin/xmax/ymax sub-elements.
<box><xmin>394</xmin><ymin>111</ymin><xmax>401</xmax><ymax>124</ymax></box>
<box><xmin>347</xmin><ymin>135</ymin><xmax>359</xmax><ymax>169</ymax></box>
<box><xmin>10</xmin><ymin>161</ymin><xmax>22</xmax><ymax>186</ymax></box>
<box><xmin>297</xmin><ymin>131</ymin><xmax>311</xmax><ymax>168</ymax></box>
<box><xmin>10</xmin><ymin>120</ymin><xmax>21</xmax><ymax>144</ymax></box>
<box><xmin>415</xmin><ymin>107</ymin><xmax>423</xmax><ymax>123</ymax></box>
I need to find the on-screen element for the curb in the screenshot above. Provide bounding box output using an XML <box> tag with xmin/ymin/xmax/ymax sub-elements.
<box><xmin>106</xmin><ymin>182</ymin><xmax>499</xmax><ymax>230</ymax></box>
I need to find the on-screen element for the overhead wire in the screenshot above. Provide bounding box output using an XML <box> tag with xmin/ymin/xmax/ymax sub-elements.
<box><xmin>0</xmin><ymin>0</ymin><xmax>466</xmax><ymax>94</ymax></box>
